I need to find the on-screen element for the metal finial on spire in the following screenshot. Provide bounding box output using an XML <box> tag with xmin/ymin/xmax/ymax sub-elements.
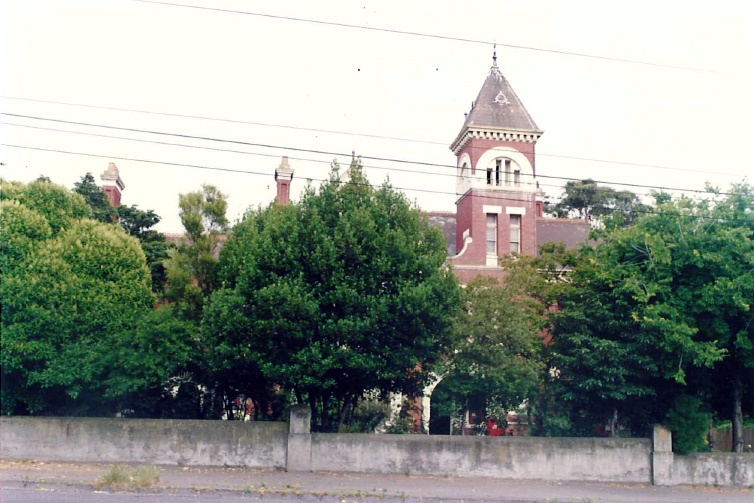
<box><xmin>492</xmin><ymin>44</ymin><xmax>497</xmax><ymax>66</ymax></box>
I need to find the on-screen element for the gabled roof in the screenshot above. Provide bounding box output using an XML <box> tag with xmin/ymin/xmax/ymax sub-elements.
<box><xmin>451</xmin><ymin>58</ymin><xmax>542</xmax><ymax>152</ymax></box>
<box><xmin>424</xmin><ymin>211</ymin><xmax>457</xmax><ymax>255</ymax></box>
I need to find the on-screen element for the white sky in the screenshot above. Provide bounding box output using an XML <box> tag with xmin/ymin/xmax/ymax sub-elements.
<box><xmin>2</xmin><ymin>0</ymin><xmax>752</xmax><ymax>233</ymax></box>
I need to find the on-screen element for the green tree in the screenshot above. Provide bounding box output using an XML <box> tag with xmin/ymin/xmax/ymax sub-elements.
<box><xmin>664</xmin><ymin>394</ymin><xmax>710</xmax><ymax>454</ymax></box>
<box><xmin>204</xmin><ymin>161</ymin><xmax>461</xmax><ymax>430</ymax></box>
<box><xmin>438</xmin><ymin>276</ymin><xmax>545</xmax><ymax>430</ymax></box>
<box><xmin>1</xmin><ymin>180</ymin><xmax>154</xmax><ymax>415</ymax></box>
<box><xmin>498</xmin><ymin>243</ymin><xmax>581</xmax><ymax>436</ymax></box>
<box><xmin>551</xmin><ymin>184</ymin><xmax>754</xmax><ymax>443</ymax></box>
<box><xmin>73</xmin><ymin>173</ymin><xmax>118</xmax><ymax>223</ymax></box>
<box><xmin>687</xmin><ymin>183</ymin><xmax>754</xmax><ymax>452</ymax></box>
<box><xmin>551</xmin><ymin>179</ymin><xmax>648</xmax><ymax>225</ymax></box>
<box><xmin>117</xmin><ymin>205</ymin><xmax>170</xmax><ymax>293</ymax></box>
<box><xmin>1</xmin><ymin>178</ymin><xmax>92</xmax><ymax>233</ymax></box>
<box><xmin>99</xmin><ymin>306</ymin><xmax>196</xmax><ymax>417</ymax></box>
<box><xmin>164</xmin><ymin>184</ymin><xmax>229</xmax><ymax>321</ymax></box>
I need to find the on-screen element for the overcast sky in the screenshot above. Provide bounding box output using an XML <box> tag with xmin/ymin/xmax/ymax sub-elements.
<box><xmin>2</xmin><ymin>0</ymin><xmax>752</xmax><ymax>233</ymax></box>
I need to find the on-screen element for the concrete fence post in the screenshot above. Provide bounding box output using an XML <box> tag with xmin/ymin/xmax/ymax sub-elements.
<box><xmin>286</xmin><ymin>404</ymin><xmax>312</xmax><ymax>472</ymax></box>
<box><xmin>652</xmin><ymin>424</ymin><xmax>673</xmax><ymax>486</ymax></box>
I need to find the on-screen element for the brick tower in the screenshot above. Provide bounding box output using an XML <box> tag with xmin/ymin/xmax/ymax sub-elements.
<box><xmin>100</xmin><ymin>162</ymin><xmax>125</xmax><ymax>207</ymax></box>
<box><xmin>449</xmin><ymin>52</ymin><xmax>544</xmax><ymax>281</ymax></box>
<box><xmin>275</xmin><ymin>156</ymin><xmax>294</xmax><ymax>205</ymax></box>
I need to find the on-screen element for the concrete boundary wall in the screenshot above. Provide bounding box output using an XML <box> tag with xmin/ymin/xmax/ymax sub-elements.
<box><xmin>652</xmin><ymin>425</ymin><xmax>754</xmax><ymax>487</ymax></box>
<box><xmin>2</xmin><ymin>415</ymin><xmax>753</xmax><ymax>486</ymax></box>
<box><xmin>0</xmin><ymin>416</ymin><xmax>287</xmax><ymax>468</ymax></box>
<box><xmin>311</xmin><ymin>432</ymin><xmax>652</xmax><ymax>482</ymax></box>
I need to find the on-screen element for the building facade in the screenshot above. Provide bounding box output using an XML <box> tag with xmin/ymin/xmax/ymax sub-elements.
<box><xmin>436</xmin><ymin>53</ymin><xmax>589</xmax><ymax>284</ymax></box>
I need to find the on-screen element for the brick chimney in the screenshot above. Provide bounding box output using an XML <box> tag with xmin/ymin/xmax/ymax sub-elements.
<box><xmin>100</xmin><ymin>162</ymin><xmax>125</xmax><ymax>207</ymax></box>
<box><xmin>275</xmin><ymin>156</ymin><xmax>294</xmax><ymax>205</ymax></box>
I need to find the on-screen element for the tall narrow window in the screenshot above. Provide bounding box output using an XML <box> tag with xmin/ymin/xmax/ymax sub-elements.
<box><xmin>486</xmin><ymin>166</ymin><xmax>493</xmax><ymax>185</ymax></box>
<box><xmin>509</xmin><ymin>214</ymin><xmax>521</xmax><ymax>253</ymax></box>
<box><xmin>505</xmin><ymin>160</ymin><xmax>512</xmax><ymax>186</ymax></box>
<box><xmin>514</xmin><ymin>168</ymin><xmax>521</xmax><ymax>187</ymax></box>
<box><xmin>486</xmin><ymin>213</ymin><xmax>498</xmax><ymax>255</ymax></box>
<box><xmin>495</xmin><ymin>159</ymin><xmax>501</xmax><ymax>186</ymax></box>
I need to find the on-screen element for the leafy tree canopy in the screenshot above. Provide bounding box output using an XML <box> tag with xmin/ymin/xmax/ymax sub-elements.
<box><xmin>437</xmin><ymin>276</ymin><xmax>545</xmax><ymax>424</ymax></box>
<box><xmin>164</xmin><ymin>184</ymin><xmax>229</xmax><ymax>321</ymax></box>
<box><xmin>1</xmin><ymin>179</ymin><xmax>154</xmax><ymax>415</ymax></box>
<box><xmin>1</xmin><ymin>178</ymin><xmax>91</xmax><ymax>234</ymax></box>
<box><xmin>117</xmin><ymin>204</ymin><xmax>170</xmax><ymax>293</ymax></box>
<box><xmin>551</xmin><ymin>183</ymin><xmax>754</xmax><ymax>441</ymax></box>
<box><xmin>549</xmin><ymin>179</ymin><xmax>649</xmax><ymax>225</ymax></box>
<box><xmin>204</xmin><ymin>161</ymin><xmax>461</xmax><ymax>430</ymax></box>
<box><xmin>73</xmin><ymin>173</ymin><xmax>118</xmax><ymax>223</ymax></box>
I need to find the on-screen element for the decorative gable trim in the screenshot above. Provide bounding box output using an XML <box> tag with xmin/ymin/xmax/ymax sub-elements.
<box><xmin>451</xmin><ymin>127</ymin><xmax>543</xmax><ymax>154</ymax></box>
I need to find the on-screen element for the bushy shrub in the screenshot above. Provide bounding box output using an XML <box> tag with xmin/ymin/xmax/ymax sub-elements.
<box><xmin>341</xmin><ymin>399</ymin><xmax>391</xmax><ymax>433</ymax></box>
<box><xmin>664</xmin><ymin>394</ymin><xmax>710</xmax><ymax>454</ymax></box>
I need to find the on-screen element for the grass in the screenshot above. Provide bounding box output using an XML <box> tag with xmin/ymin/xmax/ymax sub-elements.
<box><xmin>92</xmin><ymin>465</ymin><xmax>160</xmax><ymax>490</ymax></box>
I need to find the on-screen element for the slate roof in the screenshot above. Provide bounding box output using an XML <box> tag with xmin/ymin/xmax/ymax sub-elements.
<box><xmin>425</xmin><ymin>211</ymin><xmax>457</xmax><ymax>256</ymax></box>
<box><xmin>536</xmin><ymin>218</ymin><xmax>591</xmax><ymax>253</ymax></box>
<box><xmin>457</xmin><ymin>61</ymin><xmax>541</xmax><ymax>135</ymax></box>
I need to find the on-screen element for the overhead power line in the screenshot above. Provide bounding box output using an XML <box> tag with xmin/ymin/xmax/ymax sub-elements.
<box><xmin>132</xmin><ymin>0</ymin><xmax>722</xmax><ymax>74</ymax></box>
<box><xmin>1</xmin><ymin>112</ymin><xmax>740</xmax><ymax>197</ymax></box>
<box><xmin>0</xmin><ymin>121</ymin><xmax>720</xmax><ymax>203</ymax></box>
<box><xmin>3</xmin><ymin>143</ymin><xmax>749</xmax><ymax>226</ymax></box>
<box><xmin>1</xmin><ymin>96</ymin><xmax>740</xmax><ymax>178</ymax></box>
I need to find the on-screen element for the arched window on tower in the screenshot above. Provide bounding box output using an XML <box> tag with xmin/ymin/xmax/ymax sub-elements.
<box><xmin>461</xmin><ymin>162</ymin><xmax>469</xmax><ymax>179</ymax></box>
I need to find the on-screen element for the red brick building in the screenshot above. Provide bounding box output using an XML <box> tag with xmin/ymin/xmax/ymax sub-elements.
<box><xmin>421</xmin><ymin>54</ymin><xmax>590</xmax><ymax>435</ymax></box>
<box><xmin>430</xmin><ymin>53</ymin><xmax>589</xmax><ymax>283</ymax></box>
<box><xmin>103</xmin><ymin>54</ymin><xmax>589</xmax><ymax>434</ymax></box>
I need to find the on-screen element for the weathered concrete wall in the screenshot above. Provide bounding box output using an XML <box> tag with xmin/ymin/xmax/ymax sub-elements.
<box><xmin>652</xmin><ymin>425</ymin><xmax>754</xmax><ymax>487</ymax></box>
<box><xmin>310</xmin><ymin>433</ymin><xmax>652</xmax><ymax>483</ymax></box>
<box><xmin>0</xmin><ymin>417</ymin><xmax>287</xmax><ymax>468</ymax></box>
<box><xmin>666</xmin><ymin>453</ymin><xmax>754</xmax><ymax>487</ymax></box>
<box><xmin>2</xmin><ymin>416</ymin><xmax>752</xmax><ymax>487</ymax></box>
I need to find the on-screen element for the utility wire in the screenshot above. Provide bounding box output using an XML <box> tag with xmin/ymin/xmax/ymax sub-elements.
<box><xmin>2</xmin><ymin>96</ymin><xmax>740</xmax><ymax>178</ymax></box>
<box><xmin>1</xmin><ymin>112</ymin><xmax>740</xmax><ymax>197</ymax></box>
<box><xmin>3</xmin><ymin>143</ymin><xmax>750</xmax><ymax>225</ymax></box>
<box><xmin>132</xmin><ymin>0</ymin><xmax>723</xmax><ymax>74</ymax></box>
<box><xmin>0</xmin><ymin>121</ymin><xmax>720</xmax><ymax>203</ymax></box>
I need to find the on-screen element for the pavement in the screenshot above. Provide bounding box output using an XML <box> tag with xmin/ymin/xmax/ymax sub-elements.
<box><xmin>1</xmin><ymin>459</ymin><xmax>754</xmax><ymax>503</ymax></box>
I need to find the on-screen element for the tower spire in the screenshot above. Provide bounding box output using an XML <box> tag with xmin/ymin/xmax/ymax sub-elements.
<box><xmin>492</xmin><ymin>44</ymin><xmax>497</xmax><ymax>67</ymax></box>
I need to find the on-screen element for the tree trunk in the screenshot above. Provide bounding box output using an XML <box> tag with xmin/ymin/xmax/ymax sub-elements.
<box><xmin>224</xmin><ymin>393</ymin><xmax>235</xmax><ymax>421</ymax></box>
<box><xmin>460</xmin><ymin>401</ymin><xmax>467</xmax><ymax>436</ymax></box>
<box><xmin>610</xmin><ymin>408</ymin><xmax>618</xmax><ymax>438</ymax></box>
<box><xmin>322</xmin><ymin>396</ymin><xmax>331</xmax><ymax>431</ymax></box>
<box><xmin>337</xmin><ymin>394</ymin><xmax>351</xmax><ymax>433</ymax></box>
<box><xmin>308</xmin><ymin>395</ymin><xmax>317</xmax><ymax>430</ymax></box>
<box><xmin>733</xmin><ymin>373</ymin><xmax>744</xmax><ymax>453</ymax></box>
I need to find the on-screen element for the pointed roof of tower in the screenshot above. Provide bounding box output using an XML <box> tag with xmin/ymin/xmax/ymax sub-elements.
<box><xmin>450</xmin><ymin>55</ymin><xmax>542</xmax><ymax>153</ymax></box>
